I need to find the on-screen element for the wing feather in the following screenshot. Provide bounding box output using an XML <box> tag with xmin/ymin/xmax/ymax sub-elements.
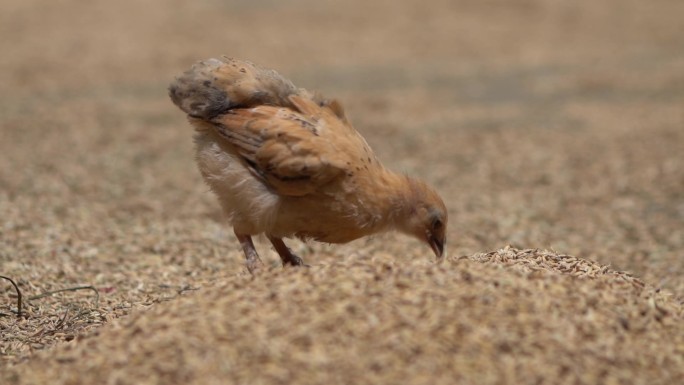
<box><xmin>208</xmin><ymin>95</ymin><xmax>363</xmax><ymax>196</ymax></box>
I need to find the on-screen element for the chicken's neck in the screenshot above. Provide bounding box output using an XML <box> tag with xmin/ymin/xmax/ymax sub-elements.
<box><xmin>361</xmin><ymin>167</ymin><xmax>423</xmax><ymax>232</ymax></box>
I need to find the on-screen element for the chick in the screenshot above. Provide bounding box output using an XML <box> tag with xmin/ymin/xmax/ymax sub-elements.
<box><xmin>169</xmin><ymin>57</ymin><xmax>447</xmax><ymax>273</ymax></box>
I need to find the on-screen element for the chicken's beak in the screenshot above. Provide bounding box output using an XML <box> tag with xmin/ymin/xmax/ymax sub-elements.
<box><xmin>428</xmin><ymin>234</ymin><xmax>445</xmax><ymax>259</ymax></box>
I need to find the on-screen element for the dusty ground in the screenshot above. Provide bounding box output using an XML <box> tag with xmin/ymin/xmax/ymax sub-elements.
<box><xmin>1</xmin><ymin>0</ymin><xmax>683</xmax><ymax>384</ymax></box>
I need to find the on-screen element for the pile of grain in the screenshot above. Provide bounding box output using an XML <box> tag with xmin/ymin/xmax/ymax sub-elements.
<box><xmin>4</xmin><ymin>248</ymin><xmax>683</xmax><ymax>384</ymax></box>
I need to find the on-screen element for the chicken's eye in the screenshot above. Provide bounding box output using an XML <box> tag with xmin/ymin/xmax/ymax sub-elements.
<box><xmin>431</xmin><ymin>218</ymin><xmax>443</xmax><ymax>231</ymax></box>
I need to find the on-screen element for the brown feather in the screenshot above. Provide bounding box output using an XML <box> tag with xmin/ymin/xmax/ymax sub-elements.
<box><xmin>205</xmin><ymin>95</ymin><xmax>369</xmax><ymax>197</ymax></box>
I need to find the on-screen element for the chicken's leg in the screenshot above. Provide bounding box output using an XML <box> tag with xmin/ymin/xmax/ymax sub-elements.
<box><xmin>268</xmin><ymin>236</ymin><xmax>307</xmax><ymax>267</ymax></box>
<box><xmin>235</xmin><ymin>231</ymin><xmax>263</xmax><ymax>274</ymax></box>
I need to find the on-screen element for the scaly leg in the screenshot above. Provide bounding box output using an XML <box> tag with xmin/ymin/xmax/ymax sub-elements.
<box><xmin>234</xmin><ymin>230</ymin><xmax>263</xmax><ymax>274</ymax></box>
<box><xmin>267</xmin><ymin>236</ymin><xmax>307</xmax><ymax>267</ymax></box>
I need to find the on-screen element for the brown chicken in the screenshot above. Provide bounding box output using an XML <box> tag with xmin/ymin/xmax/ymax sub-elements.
<box><xmin>169</xmin><ymin>57</ymin><xmax>447</xmax><ymax>273</ymax></box>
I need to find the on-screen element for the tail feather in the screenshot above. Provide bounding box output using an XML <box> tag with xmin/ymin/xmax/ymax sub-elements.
<box><xmin>169</xmin><ymin>57</ymin><xmax>304</xmax><ymax>119</ymax></box>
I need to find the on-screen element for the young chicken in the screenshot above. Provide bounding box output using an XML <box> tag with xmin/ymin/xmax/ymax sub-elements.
<box><xmin>169</xmin><ymin>57</ymin><xmax>447</xmax><ymax>273</ymax></box>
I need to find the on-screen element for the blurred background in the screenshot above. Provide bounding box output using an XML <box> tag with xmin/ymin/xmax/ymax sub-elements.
<box><xmin>1</xmin><ymin>0</ymin><xmax>683</xmax><ymax>306</ymax></box>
